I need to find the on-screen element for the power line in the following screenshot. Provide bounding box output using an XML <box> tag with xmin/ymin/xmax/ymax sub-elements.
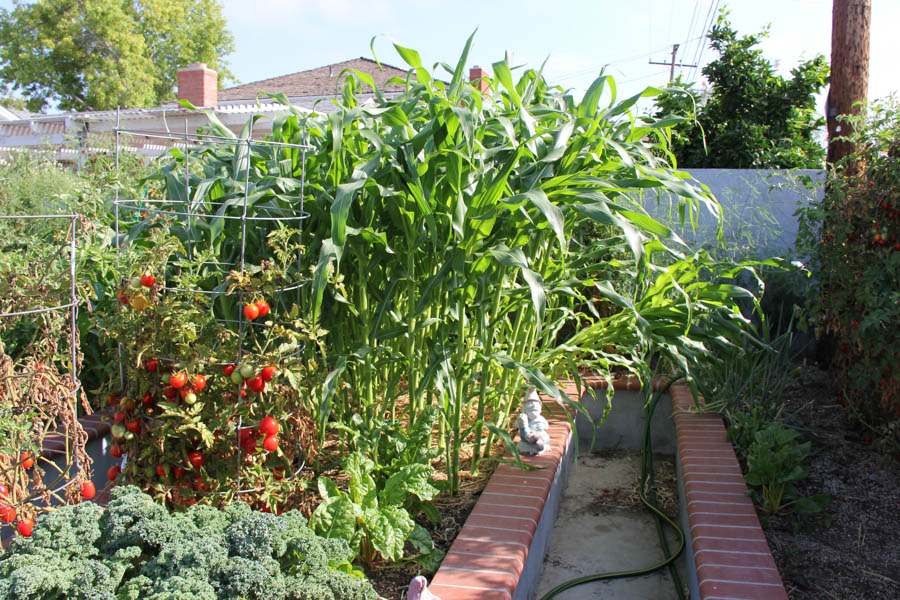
<box><xmin>689</xmin><ymin>0</ymin><xmax>721</xmax><ymax>84</ymax></box>
<box><xmin>553</xmin><ymin>42</ymin><xmax>682</xmax><ymax>83</ymax></box>
<box><xmin>679</xmin><ymin>0</ymin><xmax>702</xmax><ymax>66</ymax></box>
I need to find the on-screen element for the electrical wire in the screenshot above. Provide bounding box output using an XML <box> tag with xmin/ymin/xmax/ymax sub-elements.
<box><xmin>539</xmin><ymin>376</ymin><xmax>687</xmax><ymax>600</ymax></box>
<box><xmin>689</xmin><ymin>0</ymin><xmax>722</xmax><ymax>84</ymax></box>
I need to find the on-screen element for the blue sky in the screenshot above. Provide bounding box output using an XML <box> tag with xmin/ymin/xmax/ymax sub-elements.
<box><xmin>217</xmin><ymin>0</ymin><xmax>898</xmax><ymax>107</ymax></box>
<box><xmin>1</xmin><ymin>0</ymin><xmax>897</xmax><ymax>110</ymax></box>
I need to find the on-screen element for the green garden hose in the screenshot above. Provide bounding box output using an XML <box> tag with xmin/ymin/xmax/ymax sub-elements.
<box><xmin>539</xmin><ymin>377</ymin><xmax>687</xmax><ymax>600</ymax></box>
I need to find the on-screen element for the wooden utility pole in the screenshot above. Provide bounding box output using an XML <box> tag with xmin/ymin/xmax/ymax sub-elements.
<box><xmin>649</xmin><ymin>44</ymin><xmax>697</xmax><ymax>84</ymax></box>
<box><xmin>827</xmin><ymin>0</ymin><xmax>871</xmax><ymax>166</ymax></box>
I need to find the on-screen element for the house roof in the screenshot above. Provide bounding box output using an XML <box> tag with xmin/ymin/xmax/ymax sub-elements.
<box><xmin>0</xmin><ymin>105</ymin><xmax>36</xmax><ymax>121</ymax></box>
<box><xmin>219</xmin><ymin>57</ymin><xmax>410</xmax><ymax>102</ymax></box>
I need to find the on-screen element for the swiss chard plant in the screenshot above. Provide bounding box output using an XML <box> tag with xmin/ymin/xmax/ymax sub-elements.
<box><xmin>309</xmin><ymin>452</ymin><xmax>442</xmax><ymax>569</ymax></box>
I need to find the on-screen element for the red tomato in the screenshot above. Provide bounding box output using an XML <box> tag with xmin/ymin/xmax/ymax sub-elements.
<box><xmin>241</xmin><ymin>437</ymin><xmax>257</xmax><ymax>455</ymax></box>
<box><xmin>247</xmin><ymin>376</ymin><xmax>265</xmax><ymax>394</ymax></box>
<box><xmin>0</xmin><ymin>483</ymin><xmax>8</xmax><ymax>499</ymax></box>
<box><xmin>117</xmin><ymin>289</ymin><xmax>129</xmax><ymax>305</ymax></box>
<box><xmin>259</xmin><ymin>366</ymin><xmax>277</xmax><ymax>382</ymax></box>
<box><xmin>0</xmin><ymin>504</ymin><xmax>15</xmax><ymax>523</ymax></box>
<box><xmin>21</xmin><ymin>453</ymin><xmax>33</xmax><ymax>469</ymax></box>
<box><xmin>169</xmin><ymin>372</ymin><xmax>188</xmax><ymax>389</ymax></box>
<box><xmin>109</xmin><ymin>444</ymin><xmax>123</xmax><ymax>458</ymax></box>
<box><xmin>173</xmin><ymin>466</ymin><xmax>186</xmax><ymax>478</ymax></box>
<box><xmin>107</xmin><ymin>394</ymin><xmax>119</xmax><ymax>406</ymax></box>
<box><xmin>258</xmin><ymin>416</ymin><xmax>279</xmax><ymax>437</ymax></box>
<box><xmin>145</xmin><ymin>358</ymin><xmax>158</xmax><ymax>372</ymax></box>
<box><xmin>239</xmin><ymin>428</ymin><xmax>256</xmax><ymax>443</ymax></box>
<box><xmin>243</xmin><ymin>304</ymin><xmax>260</xmax><ymax>321</ymax></box>
<box><xmin>107</xmin><ymin>465</ymin><xmax>120</xmax><ymax>481</ymax></box>
<box><xmin>81</xmin><ymin>481</ymin><xmax>96</xmax><ymax>499</ymax></box>
<box><xmin>223</xmin><ymin>364</ymin><xmax>235</xmax><ymax>376</ymax></box>
<box><xmin>272</xmin><ymin>468</ymin><xmax>284</xmax><ymax>481</ymax></box>
<box><xmin>256</xmin><ymin>300</ymin><xmax>270</xmax><ymax>317</ymax></box>
<box><xmin>113</xmin><ymin>411</ymin><xmax>126</xmax><ymax>424</ymax></box>
<box><xmin>262</xmin><ymin>435</ymin><xmax>279</xmax><ymax>452</ymax></box>
<box><xmin>162</xmin><ymin>386</ymin><xmax>177</xmax><ymax>400</ymax></box>
<box><xmin>16</xmin><ymin>518</ymin><xmax>34</xmax><ymax>537</ymax></box>
<box><xmin>156</xmin><ymin>464</ymin><xmax>167</xmax><ymax>478</ymax></box>
<box><xmin>188</xmin><ymin>451</ymin><xmax>206</xmax><ymax>469</ymax></box>
<box><xmin>141</xmin><ymin>392</ymin><xmax>153</xmax><ymax>406</ymax></box>
<box><xmin>140</xmin><ymin>273</ymin><xmax>156</xmax><ymax>287</ymax></box>
<box><xmin>191</xmin><ymin>375</ymin><xmax>207</xmax><ymax>392</ymax></box>
<box><xmin>126</xmin><ymin>419</ymin><xmax>140</xmax><ymax>434</ymax></box>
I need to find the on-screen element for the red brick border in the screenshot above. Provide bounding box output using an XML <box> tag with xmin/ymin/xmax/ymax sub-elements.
<box><xmin>671</xmin><ymin>384</ymin><xmax>789</xmax><ymax>600</ymax></box>
<box><xmin>430</xmin><ymin>379</ymin><xmax>789</xmax><ymax>600</ymax></box>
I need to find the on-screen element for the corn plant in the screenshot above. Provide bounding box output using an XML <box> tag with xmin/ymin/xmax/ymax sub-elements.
<box><xmin>158</xmin><ymin>35</ymin><xmax>770</xmax><ymax>493</ymax></box>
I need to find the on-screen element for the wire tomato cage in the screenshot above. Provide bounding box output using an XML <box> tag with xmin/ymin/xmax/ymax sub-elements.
<box><xmin>111</xmin><ymin>108</ymin><xmax>313</xmax><ymax>496</ymax></box>
<box><xmin>0</xmin><ymin>213</ymin><xmax>88</xmax><ymax>506</ymax></box>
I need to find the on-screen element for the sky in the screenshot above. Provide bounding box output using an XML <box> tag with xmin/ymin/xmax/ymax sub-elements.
<box><xmin>0</xmin><ymin>0</ymin><xmax>897</xmax><ymax>112</ymax></box>
<box><xmin>216</xmin><ymin>0</ymin><xmax>899</xmax><ymax>110</ymax></box>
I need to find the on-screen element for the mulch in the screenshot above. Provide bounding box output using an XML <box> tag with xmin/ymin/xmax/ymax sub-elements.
<box><xmin>763</xmin><ymin>363</ymin><xmax>900</xmax><ymax>600</ymax></box>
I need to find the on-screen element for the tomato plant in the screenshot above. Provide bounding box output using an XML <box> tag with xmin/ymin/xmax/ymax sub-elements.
<box><xmin>97</xmin><ymin>227</ymin><xmax>325</xmax><ymax>510</ymax></box>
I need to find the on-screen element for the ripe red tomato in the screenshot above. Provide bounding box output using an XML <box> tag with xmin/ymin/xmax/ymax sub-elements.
<box><xmin>258</xmin><ymin>416</ymin><xmax>279</xmax><ymax>437</ymax></box>
<box><xmin>117</xmin><ymin>289</ymin><xmax>129</xmax><ymax>305</ymax></box>
<box><xmin>223</xmin><ymin>364</ymin><xmax>235</xmax><ymax>376</ymax></box>
<box><xmin>81</xmin><ymin>481</ymin><xmax>96</xmax><ymax>499</ymax></box>
<box><xmin>126</xmin><ymin>419</ymin><xmax>140</xmax><ymax>434</ymax></box>
<box><xmin>162</xmin><ymin>386</ymin><xmax>177</xmax><ymax>400</ymax></box>
<box><xmin>262</xmin><ymin>435</ymin><xmax>279</xmax><ymax>452</ymax></box>
<box><xmin>107</xmin><ymin>465</ymin><xmax>120</xmax><ymax>481</ymax></box>
<box><xmin>107</xmin><ymin>394</ymin><xmax>119</xmax><ymax>406</ymax></box>
<box><xmin>0</xmin><ymin>504</ymin><xmax>15</xmax><ymax>523</ymax></box>
<box><xmin>0</xmin><ymin>483</ymin><xmax>8</xmax><ymax>499</ymax></box>
<box><xmin>170</xmin><ymin>372</ymin><xmax>188</xmax><ymax>389</ymax></box>
<box><xmin>272</xmin><ymin>468</ymin><xmax>284</xmax><ymax>481</ymax></box>
<box><xmin>259</xmin><ymin>366</ymin><xmax>277</xmax><ymax>382</ymax></box>
<box><xmin>156</xmin><ymin>464</ymin><xmax>167</xmax><ymax>477</ymax></box>
<box><xmin>241</xmin><ymin>437</ymin><xmax>257</xmax><ymax>455</ymax></box>
<box><xmin>16</xmin><ymin>518</ymin><xmax>34</xmax><ymax>537</ymax></box>
<box><xmin>145</xmin><ymin>358</ymin><xmax>158</xmax><ymax>372</ymax></box>
<box><xmin>187</xmin><ymin>451</ymin><xmax>206</xmax><ymax>469</ymax></box>
<box><xmin>20</xmin><ymin>453</ymin><xmax>33</xmax><ymax>469</ymax></box>
<box><xmin>109</xmin><ymin>444</ymin><xmax>123</xmax><ymax>458</ymax></box>
<box><xmin>113</xmin><ymin>411</ymin><xmax>126</xmax><ymax>423</ymax></box>
<box><xmin>256</xmin><ymin>300</ymin><xmax>270</xmax><ymax>317</ymax></box>
<box><xmin>191</xmin><ymin>375</ymin><xmax>207</xmax><ymax>392</ymax></box>
<box><xmin>140</xmin><ymin>273</ymin><xmax>156</xmax><ymax>287</ymax></box>
<box><xmin>173</xmin><ymin>466</ymin><xmax>186</xmax><ymax>478</ymax></box>
<box><xmin>141</xmin><ymin>392</ymin><xmax>153</xmax><ymax>406</ymax></box>
<box><xmin>247</xmin><ymin>376</ymin><xmax>265</xmax><ymax>393</ymax></box>
<box><xmin>243</xmin><ymin>304</ymin><xmax>260</xmax><ymax>321</ymax></box>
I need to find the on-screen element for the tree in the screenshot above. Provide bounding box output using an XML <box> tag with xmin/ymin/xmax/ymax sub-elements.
<box><xmin>655</xmin><ymin>12</ymin><xmax>829</xmax><ymax>169</ymax></box>
<box><xmin>0</xmin><ymin>0</ymin><xmax>235</xmax><ymax>112</ymax></box>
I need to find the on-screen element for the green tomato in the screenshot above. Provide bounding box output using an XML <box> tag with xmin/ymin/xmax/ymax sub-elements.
<box><xmin>239</xmin><ymin>363</ymin><xmax>255</xmax><ymax>379</ymax></box>
<box><xmin>123</xmin><ymin>430</ymin><xmax>135</xmax><ymax>441</ymax></box>
<box><xmin>130</xmin><ymin>276</ymin><xmax>143</xmax><ymax>289</ymax></box>
<box><xmin>111</xmin><ymin>423</ymin><xmax>127</xmax><ymax>438</ymax></box>
<box><xmin>184</xmin><ymin>392</ymin><xmax>197</xmax><ymax>405</ymax></box>
<box><xmin>230</xmin><ymin>370</ymin><xmax>245</xmax><ymax>385</ymax></box>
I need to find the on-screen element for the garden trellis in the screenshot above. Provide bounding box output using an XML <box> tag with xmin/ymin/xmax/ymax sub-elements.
<box><xmin>0</xmin><ymin>212</ymin><xmax>89</xmax><ymax>508</ymax></box>
<box><xmin>110</xmin><ymin>109</ymin><xmax>314</xmax><ymax>496</ymax></box>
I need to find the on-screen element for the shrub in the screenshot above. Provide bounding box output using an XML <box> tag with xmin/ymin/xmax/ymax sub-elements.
<box><xmin>797</xmin><ymin>98</ymin><xmax>900</xmax><ymax>450</ymax></box>
<box><xmin>0</xmin><ymin>486</ymin><xmax>377</xmax><ymax>600</ymax></box>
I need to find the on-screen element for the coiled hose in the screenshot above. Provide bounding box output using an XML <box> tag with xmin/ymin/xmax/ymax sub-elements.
<box><xmin>539</xmin><ymin>377</ymin><xmax>687</xmax><ymax>600</ymax></box>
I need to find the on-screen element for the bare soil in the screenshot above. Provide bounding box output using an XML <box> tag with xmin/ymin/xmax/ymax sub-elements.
<box><xmin>763</xmin><ymin>364</ymin><xmax>900</xmax><ymax>600</ymax></box>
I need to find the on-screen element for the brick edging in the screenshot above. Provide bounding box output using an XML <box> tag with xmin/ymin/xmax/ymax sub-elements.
<box><xmin>671</xmin><ymin>384</ymin><xmax>789</xmax><ymax>600</ymax></box>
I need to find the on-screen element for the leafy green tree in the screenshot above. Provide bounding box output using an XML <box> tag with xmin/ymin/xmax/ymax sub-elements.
<box><xmin>0</xmin><ymin>0</ymin><xmax>235</xmax><ymax>112</ymax></box>
<box><xmin>655</xmin><ymin>12</ymin><xmax>829</xmax><ymax>169</ymax></box>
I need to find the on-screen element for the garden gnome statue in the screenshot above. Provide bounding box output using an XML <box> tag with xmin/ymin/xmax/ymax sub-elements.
<box><xmin>408</xmin><ymin>575</ymin><xmax>441</xmax><ymax>600</ymax></box>
<box><xmin>516</xmin><ymin>388</ymin><xmax>551</xmax><ymax>455</ymax></box>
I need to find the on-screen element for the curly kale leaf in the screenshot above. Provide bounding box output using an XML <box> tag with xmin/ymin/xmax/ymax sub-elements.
<box><xmin>212</xmin><ymin>556</ymin><xmax>288</xmax><ymax>600</ymax></box>
<box><xmin>226</xmin><ymin>511</ymin><xmax>287</xmax><ymax>561</ymax></box>
<box><xmin>100</xmin><ymin>485</ymin><xmax>179</xmax><ymax>554</ymax></box>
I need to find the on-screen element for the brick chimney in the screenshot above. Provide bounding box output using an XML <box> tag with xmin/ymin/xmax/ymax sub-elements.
<box><xmin>177</xmin><ymin>63</ymin><xmax>218</xmax><ymax>107</ymax></box>
<box><xmin>469</xmin><ymin>65</ymin><xmax>490</xmax><ymax>94</ymax></box>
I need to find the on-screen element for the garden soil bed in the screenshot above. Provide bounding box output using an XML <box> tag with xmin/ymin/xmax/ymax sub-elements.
<box><xmin>764</xmin><ymin>363</ymin><xmax>900</xmax><ymax>600</ymax></box>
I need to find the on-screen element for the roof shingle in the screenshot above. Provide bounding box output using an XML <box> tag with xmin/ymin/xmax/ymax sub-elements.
<box><xmin>219</xmin><ymin>57</ymin><xmax>409</xmax><ymax>101</ymax></box>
